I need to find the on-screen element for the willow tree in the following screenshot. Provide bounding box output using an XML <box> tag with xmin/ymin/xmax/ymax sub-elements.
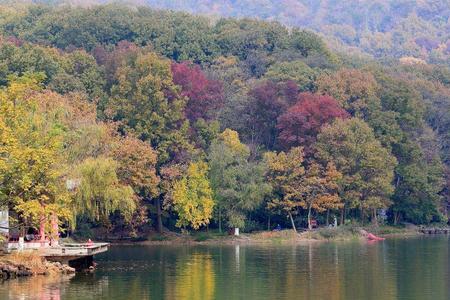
<box><xmin>74</xmin><ymin>157</ymin><xmax>136</xmax><ymax>227</ymax></box>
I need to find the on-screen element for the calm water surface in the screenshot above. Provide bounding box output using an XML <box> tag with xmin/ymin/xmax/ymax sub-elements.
<box><xmin>0</xmin><ymin>236</ymin><xmax>449</xmax><ymax>300</ymax></box>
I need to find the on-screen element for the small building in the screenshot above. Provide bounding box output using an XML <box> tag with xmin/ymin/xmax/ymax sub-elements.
<box><xmin>0</xmin><ymin>209</ymin><xmax>8</xmax><ymax>236</ymax></box>
<box><xmin>1</xmin><ymin>210</ymin><xmax>57</xmax><ymax>252</ymax></box>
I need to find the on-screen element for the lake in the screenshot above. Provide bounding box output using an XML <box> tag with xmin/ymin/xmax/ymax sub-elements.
<box><xmin>0</xmin><ymin>236</ymin><xmax>449</xmax><ymax>299</ymax></box>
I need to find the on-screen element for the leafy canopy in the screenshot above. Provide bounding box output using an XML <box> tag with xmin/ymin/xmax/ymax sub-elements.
<box><xmin>172</xmin><ymin>161</ymin><xmax>214</xmax><ymax>230</ymax></box>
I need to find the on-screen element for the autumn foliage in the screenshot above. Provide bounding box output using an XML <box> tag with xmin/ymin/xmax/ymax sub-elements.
<box><xmin>171</xmin><ymin>62</ymin><xmax>224</xmax><ymax>122</ymax></box>
<box><xmin>277</xmin><ymin>92</ymin><xmax>349</xmax><ymax>152</ymax></box>
<box><xmin>0</xmin><ymin>2</ymin><xmax>448</xmax><ymax>236</ymax></box>
<box><xmin>246</xmin><ymin>81</ymin><xmax>299</xmax><ymax>149</ymax></box>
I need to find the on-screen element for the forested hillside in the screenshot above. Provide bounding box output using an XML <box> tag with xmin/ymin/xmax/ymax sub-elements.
<box><xmin>0</xmin><ymin>3</ymin><xmax>449</xmax><ymax>238</ymax></box>
<box><xmin>147</xmin><ymin>0</ymin><xmax>450</xmax><ymax>64</ymax></box>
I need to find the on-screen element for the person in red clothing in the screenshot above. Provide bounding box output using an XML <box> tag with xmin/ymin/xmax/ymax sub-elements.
<box><xmin>86</xmin><ymin>238</ymin><xmax>94</xmax><ymax>246</ymax></box>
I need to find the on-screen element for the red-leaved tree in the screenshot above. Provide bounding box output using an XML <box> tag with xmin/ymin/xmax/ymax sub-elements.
<box><xmin>171</xmin><ymin>62</ymin><xmax>224</xmax><ymax>122</ymax></box>
<box><xmin>246</xmin><ymin>80</ymin><xmax>299</xmax><ymax>150</ymax></box>
<box><xmin>277</xmin><ymin>92</ymin><xmax>349</xmax><ymax>153</ymax></box>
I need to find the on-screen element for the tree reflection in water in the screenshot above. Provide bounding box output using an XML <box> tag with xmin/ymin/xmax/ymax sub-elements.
<box><xmin>165</xmin><ymin>251</ymin><xmax>215</xmax><ymax>300</ymax></box>
<box><xmin>0</xmin><ymin>238</ymin><xmax>449</xmax><ymax>300</ymax></box>
<box><xmin>3</xmin><ymin>274</ymin><xmax>75</xmax><ymax>300</ymax></box>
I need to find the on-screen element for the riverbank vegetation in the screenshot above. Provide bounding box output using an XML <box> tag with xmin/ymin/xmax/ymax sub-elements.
<box><xmin>138</xmin><ymin>225</ymin><xmax>421</xmax><ymax>245</ymax></box>
<box><xmin>0</xmin><ymin>2</ymin><xmax>449</xmax><ymax>241</ymax></box>
<box><xmin>0</xmin><ymin>252</ymin><xmax>75</xmax><ymax>279</ymax></box>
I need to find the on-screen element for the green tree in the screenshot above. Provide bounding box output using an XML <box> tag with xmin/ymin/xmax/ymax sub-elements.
<box><xmin>264</xmin><ymin>60</ymin><xmax>318</xmax><ymax>91</ymax></box>
<box><xmin>317</xmin><ymin>68</ymin><xmax>380</xmax><ymax>118</ymax></box>
<box><xmin>106</xmin><ymin>51</ymin><xmax>192</xmax><ymax>233</ymax></box>
<box><xmin>390</xmin><ymin>137</ymin><xmax>445</xmax><ymax>224</ymax></box>
<box><xmin>208</xmin><ymin>129</ymin><xmax>271</xmax><ymax>231</ymax></box>
<box><xmin>316</xmin><ymin>118</ymin><xmax>397</xmax><ymax>225</ymax></box>
<box><xmin>107</xmin><ymin>51</ymin><xmax>191</xmax><ymax>164</ymax></box>
<box><xmin>74</xmin><ymin>157</ymin><xmax>136</xmax><ymax>225</ymax></box>
<box><xmin>51</xmin><ymin>50</ymin><xmax>106</xmax><ymax>100</ymax></box>
<box><xmin>373</xmin><ymin>74</ymin><xmax>445</xmax><ymax>224</ymax></box>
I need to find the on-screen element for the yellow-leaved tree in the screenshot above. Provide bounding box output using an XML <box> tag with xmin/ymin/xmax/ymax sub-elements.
<box><xmin>264</xmin><ymin>147</ymin><xmax>305</xmax><ymax>232</ymax></box>
<box><xmin>295</xmin><ymin>161</ymin><xmax>342</xmax><ymax>230</ymax></box>
<box><xmin>172</xmin><ymin>161</ymin><xmax>214</xmax><ymax>230</ymax></box>
<box><xmin>0</xmin><ymin>73</ymin><xmax>73</xmax><ymax>233</ymax></box>
<box><xmin>265</xmin><ymin>147</ymin><xmax>343</xmax><ymax>230</ymax></box>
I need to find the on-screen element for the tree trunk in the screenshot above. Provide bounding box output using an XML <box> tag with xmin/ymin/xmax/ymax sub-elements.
<box><xmin>267</xmin><ymin>215</ymin><xmax>271</xmax><ymax>231</ymax></box>
<box><xmin>360</xmin><ymin>207</ymin><xmax>365</xmax><ymax>225</ymax></box>
<box><xmin>326</xmin><ymin>209</ymin><xmax>330</xmax><ymax>226</ymax></box>
<box><xmin>393</xmin><ymin>211</ymin><xmax>399</xmax><ymax>225</ymax></box>
<box><xmin>39</xmin><ymin>215</ymin><xmax>46</xmax><ymax>242</ymax></box>
<box><xmin>155</xmin><ymin>197</ymin><xmax>163</xmax><ymax>234</ymax></box>
<box><xmin>288</xmin><ymin>212</ymin><xmax>297</xmax><ymax>233</ymax></box>
<box><xmin>340</xmin><ymin>205</ymin><xmax>345</xmax><ymax>226</ymax></box>
<box><xmin>307</xmin><ymin>206</ymin><xmax>312</xmax><ymax>230</ymax></box>
<box><xmin>218</xmin><ymin>209</ymin><xmax>222</xmax><ymax>233</ymax></box>
<box><xmin>372</xmin><ymin>208</ymin><xmax>378</xmax><ymax>226</ymax></box>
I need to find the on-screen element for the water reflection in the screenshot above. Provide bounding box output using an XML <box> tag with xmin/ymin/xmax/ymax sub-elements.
<box><xmin>0</xmin><ymin>237</ymin><xmax>448</xmax><ymax>300</ymax></box>
<box><xmin>2</xmin><ymin>274</ymin><xmax>75</xmax><ymax>300</ymax></box>
<box><xmin>166</xmin><ymin>252</ymin><xmax>215</xmax><ymax>300</ymax></box>
<box><xmin>235</xmin><ymin>245</ymin><xmax>240</xmax><ymax>272</ymax></box>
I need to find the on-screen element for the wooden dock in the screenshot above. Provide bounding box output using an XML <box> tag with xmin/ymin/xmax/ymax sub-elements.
<box><xmin>5</xmin><ymin>241</ymin><xmax>109</xmax><ymax>270</ymax></box>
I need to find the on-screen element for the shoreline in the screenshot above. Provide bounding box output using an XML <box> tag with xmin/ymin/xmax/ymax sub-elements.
<box><xmin>108</xmin><ymin>225</ymin><xmax>429</xmax><ymax>247</ymax></box>
<box><xmin>0</xmin><ymin>225</ymin><xmax>441</xmax><ymax>280</ymax></box>
<box><xmin>0</xmin><ymin>252</ymin><xmax>75</xmax><ymax>281</ymax></box>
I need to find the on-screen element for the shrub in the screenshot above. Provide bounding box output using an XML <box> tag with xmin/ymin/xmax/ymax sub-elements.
<box><xmin>194</xmin><ymin>233</ymin><xmax>212</xmax><ymax>242</ymax></box>
<box><xmin>151</xmin><ymin>235</ymin><xmax>169</xmax><ymax>241</ymax></box>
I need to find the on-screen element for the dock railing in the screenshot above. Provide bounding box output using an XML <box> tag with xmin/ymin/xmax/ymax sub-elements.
<box><xmin>42</xmin><ymin>243</ymin><xmax>109</xmax><ymax>257</ymax></box>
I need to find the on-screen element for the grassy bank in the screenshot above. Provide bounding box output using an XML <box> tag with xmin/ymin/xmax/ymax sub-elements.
<box><xmin>0</xmin><ymin>252</ymin><xmax>75</xmax><ymax>279</ymax></box>
<box><xmin>3</xmin><ymin>252</ymin><xmax>49</xmax><ymax>275</ymax></box>
<box><xmin>136</xmin><ymin>225</ymin><xmax>422</xmax><ymax>246</ymax></box>
<box><xmin>300</xmin><ymin>225</ymin><xmax>419</xmax><ymax>241</ymax></box>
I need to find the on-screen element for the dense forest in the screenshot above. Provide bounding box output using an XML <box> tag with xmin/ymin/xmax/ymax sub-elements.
<box><xmin>21</xmin><ymin>0</ymin><xmax>450</xmax><ymax>63</ymax></box>
<box><xmin>148</xmin><ymin>0</ymin><xmax>450</xmax><ymax>64</ymax></box>
<box><xmin>0</xmin><ymin>3</ymin><xmax>449</xmax><ymax>238</ymax></box>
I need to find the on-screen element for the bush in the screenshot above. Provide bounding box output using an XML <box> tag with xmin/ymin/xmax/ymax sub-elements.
<box><xmin>151</xmin><ymin>235</ymin><xmax>169</xmax><ymax>241</ymax></box>
<box><xmin>194</xmin><ymin>232</ymin><xmax>212</xmax><ymax>242</ymax></box>
<box><xmin>303</xmin><ymin>226</ymin><xmax>359</xmax><ymax>240</ymax></box>
<box><xmin>317</xmin><ymin>228</ymin><xmax>340</xmax><ymax>239</ymax></box>
<box><xmin>73</xmin><ymin>222</ymin><xmax>94</xmax><ymax>238</ymax></box>
<box><xmin>243</xmin><ymin>219</ymin><xmax>264</xmax><ymax>233</ymax></box>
